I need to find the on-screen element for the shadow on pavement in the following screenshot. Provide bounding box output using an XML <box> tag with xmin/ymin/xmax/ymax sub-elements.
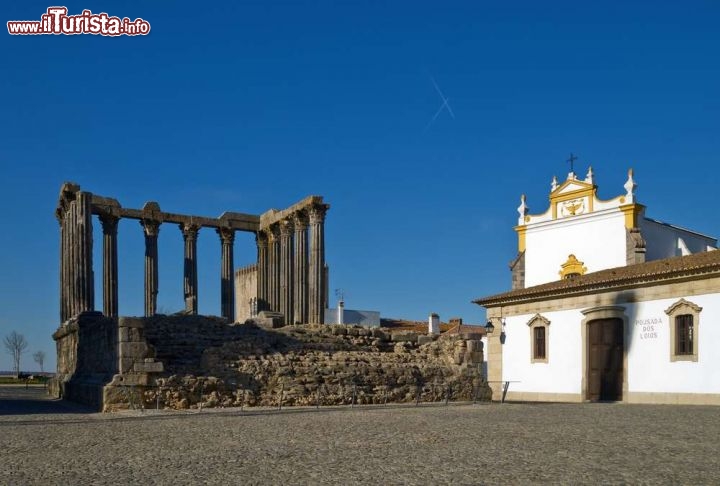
<box><xmin>0</xmin><ymin>386</ymin><xmax>95</xmax><ymax>416</ymax></box>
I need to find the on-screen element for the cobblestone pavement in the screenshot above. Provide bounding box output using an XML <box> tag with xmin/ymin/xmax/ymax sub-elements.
<box><xmin>2</xmin><ymin>386</ymin><xmax>719</xmax><ymax>485</ymax></box>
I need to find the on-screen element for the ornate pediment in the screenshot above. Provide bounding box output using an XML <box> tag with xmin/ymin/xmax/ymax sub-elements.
<box><xmin>553</xmin><ymin>179</ymin><xmax>595</xmax><ymax>197</ymax></box>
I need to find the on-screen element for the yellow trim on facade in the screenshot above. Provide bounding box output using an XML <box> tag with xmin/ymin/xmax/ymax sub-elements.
<box><xmin>546</xmin><ymin>180</ymin><xmax>597</xmax><ymax>219</ymax></box>
<box><xmin>619</xmin><ymin>203</ymin><xmax>645</xmax><ymax>229</ymax></box>
<box><xmin>515</xmin><ymin>225</ymin><xmax>527</xmax><ymax>252</ymax></box>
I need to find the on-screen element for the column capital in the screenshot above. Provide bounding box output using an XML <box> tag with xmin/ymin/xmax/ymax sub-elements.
<box><xmin>267</xmin><ymin>224</ymin><xmax>281</xmax><ymax>242</ymax></box>
<box><xmin>217</xmin><ymin>226</ymin><xmax>235</xmax><ymax>244</ymax></box>
<box><xmin>99</xmin><ymin>213</ymin><xmax>120</xmax><ymax>235</ymax></box>
<box><xmin>180</xmin><ymin>222</ymin><xmax>201</xmax><ymax>239</ymax></box>
<box><xmin>292</xmin><ymin>211</ymin><xmax>308</xmax><ymax>231</ymax></box>
<box><xmin>279</xmin><ymin>218</ymin><xmax>294</xmax><ymax>237</ymax></box>
<box><xmin>308</xmin><ymin>204</ymin><xmax>329</xmax><ymax>225</ymax></box>
<box><xmin>256</xmin><ymin>230</ymin><xmax>269</xmax><ymax>248</ymax></box>
<box><xmin>140</xmin><ymin>219</ymin><xmax>161</xmax><ymax>237</ymax></box>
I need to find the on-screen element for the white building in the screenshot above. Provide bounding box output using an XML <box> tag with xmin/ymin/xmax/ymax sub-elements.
<box><xmin>475</xmin><ymin>167</ymin><xmax>720</xmax><ymax>404</ymax></box>
<box><xmin>324</xmin><ymin>304</ymin><xmax>381</xmax><ymax>327</ymax></box>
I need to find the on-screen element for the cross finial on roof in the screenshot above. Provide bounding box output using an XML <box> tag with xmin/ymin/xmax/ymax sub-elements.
<box><xmin>567</xmin><ymin>153</ymin><xmax>578</xmax><ymax>173</ymax></box>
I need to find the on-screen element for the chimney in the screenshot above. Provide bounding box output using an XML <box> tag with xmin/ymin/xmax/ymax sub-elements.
<box><xmin>428</xmin><ymin>313</ymin><xmax>440</xmax><ymax>335</ymax></box>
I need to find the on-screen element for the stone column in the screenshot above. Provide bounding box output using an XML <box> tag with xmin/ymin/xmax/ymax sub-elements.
<box><xmin>99</xmin><ymin>214</ymin><xmax>120</xmax><ymax>318</ymax></box>
<box><xmin>181</xmin><ymin>223</ymin><xmax>200</xmax><ymax>314</ymax></box>
<box><xmin>256</xmin><ymin>231</ymin><xmax>269</xmax><ymax>312</ymax></box>
<box><xmin>75</xmin><ymin>191</ymin><xmax>95</xmax><ymax>316</ymax></box>
<box><xmin>56</xmin><ymin>210</ymin><xmax>66</xmax><ymax>322</ymax></box>
<box><xmin>70</xmin><ymin>204</ymin><xmax>78</xmax><ymax>317</ymax></box>
<box><xmin>218</xmin><ymin>227</ymin><xmax>235</xmax><ymax>321</ymax></box>
<box><xmin>323</xmin><ymin>263</ymin><xmax>330</xmax><ymax>312</ymax></box>
<box><xmin>141</xmin><ymin>219</ymin><xmax>160</xmax><ymax>317</ymax></box>
<box><xmin>292</xmin><ymin>211</ymin><xmax>308</xmax><ymax>325</ymax></box>
<box><xmin>279</xmin><ymin>219</ymin><xmax>294</xmax><ymax>325</ymax></box>
<box><xmin>266</xmin><ymin>229</ymin><xmax>275</xmax><ymax>312</ymax></box>
<box><xmin>268</xmin><ymin>225</ymin><xmax>281</xmax><ymax>312</ymax></box>
<box><xmin>308</xmin><ymin>205</ymin><xmax>328</xmax><ymax>324</ymax></box>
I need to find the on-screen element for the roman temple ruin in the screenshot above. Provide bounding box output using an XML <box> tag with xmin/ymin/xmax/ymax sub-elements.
<box><xmin>52</xmin><ymin>182</ymin><xmax>488</xmax><ymax>411</ymax></box>
<box><xmin>52</xmin><ymin>182</ymin><xmax>330</xmax><ymax>407</ymax></box>
<box><xmin>54</xmin><ymin>182</ymin><xmax>330</xmax><ymax>324</ymax></box>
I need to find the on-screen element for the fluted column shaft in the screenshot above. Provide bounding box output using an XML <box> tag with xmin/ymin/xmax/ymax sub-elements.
<box><xmin>308</xmin><ymin>205</ymin><xmax>328</xmax><ymax>324</ymax></box>
<box><xmin>181</xmin><ymin>223</ymin><xmax>200</xmax><ymax>314</ymax></box>
<box><xmin>68</xmin><ymin>201</ymin><xmax>79</xmax><ymax>317</ymax></box>
<box><xmin>256</xmin><ymin>231</ymin><xmax>269</xmax><ymax>312</ymax></box>
<box><xmin>279</xmin><ymin>219</ymin><xmax>294</xmax><ymax>324</ymax></box>
<box><xmin>266</xmin><ymin>230</ymin><xmax>275</xmax><ymax>311</ymax></box>
<box><xmin>63</xmin><ymin>191</ymin><xmax>95</xmax><ymax>318</ymax></box>
<box><xmin>268</xmin><ymin>225</ymin><xmax>281</xmax><ymax>312</ymax></box>
<box><xmin>293</xmin><ymin>212</ymin><xmax>308</xmax><ymax>325</ymax></box>
<box><xmin>218</xmin><ymin>227</ymin><xmax>235</xmax><ymax>321</ymax></box>
<box><xmin>57</xmin><ymin>212</ymin><xmax>66</xmax><ymax>322</ymax></box>
<box><xmin>100</xmin><ymin>214</ymin><xmax>119</xmax><ymax>318</ymax></box>
<box><xmin>68</xmin><ymin>199</ymin><xmax>77</xmax><ymax>318</ymax></box>
<box><xmin>141</xmin><ymin>220</ymin><xmax>160</xmax><ymax>317</ymax></box>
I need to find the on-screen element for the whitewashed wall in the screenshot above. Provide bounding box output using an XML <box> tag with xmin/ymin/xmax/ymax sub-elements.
<box><xmin>499</xmin><ymin>292</ymin><xmax>720</xmax><ymax>397</ymax></box>
<box><xmin>640</xmin><ymin>218</ymin><xmax>716</xmax><ymax>261</ymax></box>
<box><xmin>626</xmin><ymin>293</ymin><xmax>720</xmax><ymax>394</ymax></box>
<box><xmin>324</xmin><ymin>308</ymin><xmax>380</xmax><ymax>327</ymax></box>
<box><xmin>524</xmin><ymin>210</ymin><xmax>627</xmax><ymax>287</ymax></box>
<box><xmin>501</xmin><ymin>309</ymin><xmax>584</xmax><ymax>394</ymax></box>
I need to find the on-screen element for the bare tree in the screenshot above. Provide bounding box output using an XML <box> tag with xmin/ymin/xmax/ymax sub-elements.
<box><xmin>33</xmin><ymin>350</ymin><xmax>46</xmax><ymax>373</ymax></box>
<box><xmin>4</xmin><ymin>331</ymin><xmax>29</xmax><ymax>378</ymax></box>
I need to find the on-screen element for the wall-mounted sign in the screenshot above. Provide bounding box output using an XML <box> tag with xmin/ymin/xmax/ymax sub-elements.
<box><xmin>635</xmin><ymin>317</ymin><xmax>662</xmax><ymax>340</ymax></box>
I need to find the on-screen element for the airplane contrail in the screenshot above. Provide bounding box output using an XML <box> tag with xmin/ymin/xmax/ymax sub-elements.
<box><xmin>425</xmin><ymin>76</ymin><xmax>454</xmax><ymax>131</ymax></box>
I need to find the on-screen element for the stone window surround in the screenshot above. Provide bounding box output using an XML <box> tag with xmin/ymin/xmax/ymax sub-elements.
<box><xmin>664</xmin><ymin>298</ymin><xmax>701</xmax><ymax>363</ymax></box>
<box><xmin>527</xmin><ymin>314</ymin><xmax>550</xmax><ymax>364</ymax></box>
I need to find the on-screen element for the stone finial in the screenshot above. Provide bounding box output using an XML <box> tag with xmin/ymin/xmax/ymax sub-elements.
<box><xmin>624</xmin><ymin>168</ymin><xmax>637</xmax><ymax>202</ymax></box>
<box><xmin>551</xmin><ymin>176</ymin><xmax>558</xmax><ymax>192</ymax></box>
<box><xmin>517</xmin><ymin>194</ymin><xmax>528</xmax><ymax>225</ymax></box>
<box><xmin>585</xmin><ymin>166</ymin><xmax>594</xmax><ymax>184</ymax></box>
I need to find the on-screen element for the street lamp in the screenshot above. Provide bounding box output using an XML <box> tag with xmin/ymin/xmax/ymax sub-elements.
<box><xmin>484</xmin><ymin>320</ymin><xmax>495</xmax><ymax>334</ymax></box>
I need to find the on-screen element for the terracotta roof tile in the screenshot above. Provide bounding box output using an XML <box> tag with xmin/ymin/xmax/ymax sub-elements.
<box><xmin>474</xmin><ymin>250</ymin><xmax>720</xmax><ymax>307</ymax></box>
<box><xmin>380</xmin><ymin>319</ymin><xmax>485</xmax><ymax>335</ymax></box>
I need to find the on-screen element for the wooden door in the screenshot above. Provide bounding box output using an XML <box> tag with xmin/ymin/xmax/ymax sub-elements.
<box><xmin>587</xmin><ymin>318</ymin><xmax>623</xmax><ymax>401</ymax></box>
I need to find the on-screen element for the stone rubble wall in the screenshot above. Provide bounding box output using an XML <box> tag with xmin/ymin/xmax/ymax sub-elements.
<box><xmin>102</xmin><ymin>316</ymin><xmax>490</xmax><ymax>411</ymax></box>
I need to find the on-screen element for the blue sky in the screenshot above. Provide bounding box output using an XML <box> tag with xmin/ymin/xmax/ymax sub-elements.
<box><xmin>1</xmin><ymin>1</ymin><xmax>719</xmax><ymax>372</ymax></box>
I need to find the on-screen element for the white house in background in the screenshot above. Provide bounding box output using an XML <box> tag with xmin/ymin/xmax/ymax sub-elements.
<box><xmin>324</xmin><ymin>299</ymin><xmax>381</xmax><ymax>327</ymax></box>
<box><xmin>474</xmin><ymin>167</ymin><xmax>720</xmax><ymax>404</ymax></box>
